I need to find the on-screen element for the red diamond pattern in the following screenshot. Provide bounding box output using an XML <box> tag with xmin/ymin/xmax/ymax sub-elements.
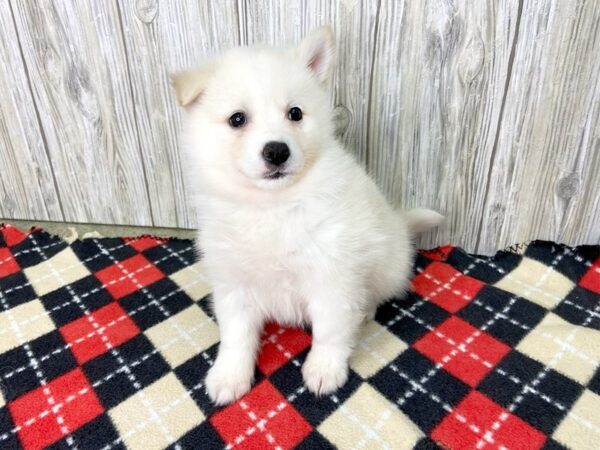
<box><xmin>94</xmin><ymin>254</ymin><xmax>163</xmax><ymax>299</ymax></box>
<box><xmin>420</xmin><ymin>245</ymin><xmax>454</xmax><ymax>262</ymax></box>
<box><xmin>412</xmin><ymin>261</ymin><xmax>485</xmax><ymax>312</ymax></box>
<box><xmin>210</xmin><ymin>380</ymin><xmax>311</xmax><ymax>449</ymax></box>
<box><xmin>579</xmin><ymin>257</ymin><xmax>600</xmax><ymax>294</ymax></box>
<box><xmin>257</xmin><ymin>323</ymin><xmax>312</xmax><ymax>375</ymax></box>
<box><xmin>0</xmin><ymin>247</ymin><xmax>19</xmax><ymax>278</ymax></box>
<box><xmin>59</xmin><ymin>302</ymin><xmax>140</xmax><ymax>364</ymax></box>
<box><xmin>1</xmin><ymin>225</ymin><xmax>33</xmax><ymax>247</ymax></box>
<box><xmin>8</xmin><ymin>368</ymin><xmax>104</xmax><ymax>450</ymax></box>
<box><xmin>125</xmin><ymin>236</ymin><xmax>166</xmax><ymax>252</ymax></box>
<box><xmin>431</xmin><ymin>390</ymin><xmax>546</xmax><ymax>450</ymax></box>
<box><xmin>414</xmin><ymin>316</ymin><xmax>510</xmax><ymax>387</ymax></box>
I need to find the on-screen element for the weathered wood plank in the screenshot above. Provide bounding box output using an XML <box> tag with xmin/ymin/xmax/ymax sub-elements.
<box><xmin>118</xmin><ymin>0</ymin><xmax>240</xmax><ymax>228</ymax></box>
<box><xmin>0</xmin><ymin>2</ymin><xmax>62</xmax><ymax>221</ymax></box>
<box><xmin>479</xmin><ymin>0</ymin><xmax>600</xmax><ymax>253</ymax></box>
<box><xmin>239</xmin><ymin>0</ymin><xmax>379</xmax><ymax>166</ymax></box>
<box><xmin>367</xmin><ymin>0</ymin><xmax>521</xmax><ymax>252</ymax></box>
<box><xmin>2</xmin><ymin>0</ymin><xmax>599</xmax><ymax>253</ymax></box>
<box><xmin>9</xmin><ymin>0</ymin><xmax>152</xmax><ymax>225</ymax></box>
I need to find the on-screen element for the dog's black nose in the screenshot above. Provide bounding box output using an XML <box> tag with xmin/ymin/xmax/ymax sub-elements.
<box><xmin>262</xmin><ymin>141</ymin><xmax>290</xmax><ymax>166</ymax></box>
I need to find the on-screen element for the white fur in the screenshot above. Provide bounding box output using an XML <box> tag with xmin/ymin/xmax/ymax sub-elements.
<box><xmin>173</xmin><ymin>27</ymin><xmax>443</xmax><ymax>405</ymax></box>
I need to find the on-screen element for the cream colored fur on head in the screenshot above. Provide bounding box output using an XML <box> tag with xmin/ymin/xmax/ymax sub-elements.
<box><xmin>172</xmin><ymin>26</ymin><xmax>443</xmax><ymax>405</ymax></box>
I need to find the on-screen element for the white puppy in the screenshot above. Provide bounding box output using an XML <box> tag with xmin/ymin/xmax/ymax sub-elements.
<box><xmin>172</xmin><ymin>26</ymin><xmax>443</xmax><ymax>405</ymax></box>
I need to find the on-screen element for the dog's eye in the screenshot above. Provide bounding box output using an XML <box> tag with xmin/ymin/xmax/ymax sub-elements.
<box><xmin>228</xmin><ymin>112</ymin><xmax>246</xmax><ymax>128</ymax></box>
<box><xmin>288</xmin><ymin>107</ymin><xmax>303</xmax><ymax>122</ymax></box>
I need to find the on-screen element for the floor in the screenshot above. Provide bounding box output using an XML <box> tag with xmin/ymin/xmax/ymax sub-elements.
<box><xmin>1</xmin><ymin>219</ymin><xmax>196</xmax><ymax>240</ymax></box>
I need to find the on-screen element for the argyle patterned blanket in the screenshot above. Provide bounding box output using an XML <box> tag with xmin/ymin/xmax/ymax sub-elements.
<box><xmin>0</xmin><ymin>224</ymin><xmax>599</xmax><ymax>450</ymax></box>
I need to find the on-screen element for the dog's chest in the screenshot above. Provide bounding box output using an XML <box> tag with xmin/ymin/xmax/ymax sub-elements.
<box><xmin>203</xmin><ymin>205</ymin><xmax>324</xmax><ymax>324</ymax></box>
<box><xmin>204</xmin><ymin>204</ymin><xmax>323</xmax><ymax>284</ymax></box>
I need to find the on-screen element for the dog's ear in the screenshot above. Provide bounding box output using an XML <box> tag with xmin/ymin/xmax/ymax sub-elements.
<box><xmin>170</xmin><ymin>65</ymin><xmax>216</xmax><ymax>107</ymax></box>
<box><xmin>297</xmin><ymin>26</ymin><xmax>335</xmax><ymax>86</ymax></box>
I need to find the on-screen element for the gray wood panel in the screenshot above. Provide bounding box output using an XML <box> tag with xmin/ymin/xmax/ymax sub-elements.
<box><xmin>118</xmin><ymin>0</ymin><xmax>240</xmax><ymax>228</ymax></box>
<box><xmin>479</xmin><ymin>0</ymin><xmax>600</xmax><ymax>254</ymax></box>
<box><xmin>367</xmin><ymin>0</ymin><xmax>522</xmax><ymax>251</ymax></box>
<box><xmin>0</xmin><ymin>2</ymin><xmax>62</xmax><ymax>221</ymax></box>
<box><xmin>1</xmin><ymin>0</ymin><xmax>599</xmax><ymax>253</ymax></box>
<box><xmin>10</xmin><ymin>0</ymin><xmax>152</xmax><ymax>225</ymax></box>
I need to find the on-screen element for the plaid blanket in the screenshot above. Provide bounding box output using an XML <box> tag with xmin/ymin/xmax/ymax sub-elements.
<box><xmin>0</xmin><ymin>224</ymin><xmax>598</xmax><ymax>450</ymax></box>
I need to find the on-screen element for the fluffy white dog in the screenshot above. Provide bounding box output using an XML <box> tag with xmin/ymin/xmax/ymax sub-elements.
<box><xmin>172</xmin><ymin>26</ymin><xmax>443</xmax><ymax>405</ymax></box>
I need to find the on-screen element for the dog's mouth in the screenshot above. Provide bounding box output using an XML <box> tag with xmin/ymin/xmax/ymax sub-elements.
<box><xmin>263</xmin><ymin>170</ymin><xmax>288</xmax><ymax>180</ymax></box>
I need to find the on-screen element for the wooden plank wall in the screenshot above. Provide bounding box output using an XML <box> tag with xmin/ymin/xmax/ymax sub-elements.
<box><xmin>0</xmin><ymin>0</ymin><xmax>598</xmax><ymax>254</ymax></box>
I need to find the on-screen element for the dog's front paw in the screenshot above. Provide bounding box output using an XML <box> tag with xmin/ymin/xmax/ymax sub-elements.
<box><xmin>205</xmin><ymin>356</ymin><xmax>253</xmax><ymax>405</ymax></box>
<box><xmin>302</xmin><ymin>349</ymin><xmax>348</xmax><ymax>396</ymax></box>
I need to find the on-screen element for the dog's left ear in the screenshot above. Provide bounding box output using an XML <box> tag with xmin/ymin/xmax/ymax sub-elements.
<box><xmin>170</xmin><ymin>64</ymin><xmax>216</xmax><ymax>107</ymax></box>
<box><xmin>297</xmin><ymin>26</ymin><xmax>335</xmax><ymax>86</ymax></box>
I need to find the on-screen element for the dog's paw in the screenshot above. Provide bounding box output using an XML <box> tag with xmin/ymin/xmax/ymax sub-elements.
<box><xmin>302</xmin><ymin>349</ymin><xmax>348</xmax><ymax>396</ymax></box>
<box><xmin>205</xmin><ymin>357</ymin><xmax>253</xmax><ymax>405</ymax></box>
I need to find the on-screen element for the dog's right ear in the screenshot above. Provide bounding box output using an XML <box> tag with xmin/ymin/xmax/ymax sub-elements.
<box><xmin>297</xmin><ymin>26</ymin><xmax>335</xmax><ymax>86</ymax></box>
<box><xmin>170</xmin><ymin>65</ymin><xmax>215</xmax><ymax>107</ymax></box>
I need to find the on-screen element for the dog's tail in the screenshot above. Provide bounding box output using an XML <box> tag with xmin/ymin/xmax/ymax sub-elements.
<box><xmin>404</xmin><ymin>208</ymin><xmax>444</xmax><ymax>234</ymax></box>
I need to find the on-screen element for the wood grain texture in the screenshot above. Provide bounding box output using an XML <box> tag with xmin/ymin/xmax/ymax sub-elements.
<box><xmin>9</xmin><ymin>0</ymin><xmax>152</xmax><ymax>225</ymax></box>
<box><xmin>367</xmin><ymin>0</ymin><xmax>522</xmax><ymax>252</ymax></box>
<box><xmin>1</xmin><ymin>0</ymin><xmax>599</xmax><ymax>253</ymax></box>
<box><xmin>0</xmin><ymin>2</ymin><xmax>62</xmax><ymax>221</ymax></box>
<box><xmin>118</xmin><ymin>0</ymin><xmax>240</xmax><ymax>228</ymax></box>
<box><xmin>479</xmin><ymin>0</ymin><xmax>600</xmax><ymax>253</ymax></box>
